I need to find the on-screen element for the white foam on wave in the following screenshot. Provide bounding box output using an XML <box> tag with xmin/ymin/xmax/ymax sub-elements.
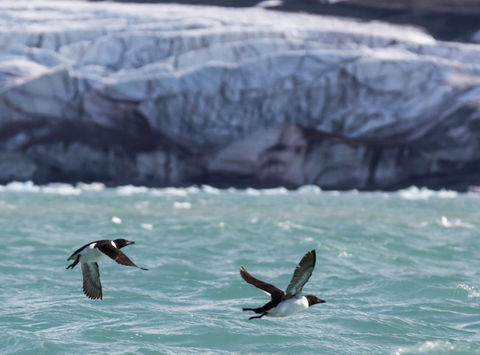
<box><xmin>397</xmin><ymin>186</ymin><xmax>458</xmax><ymax>200</ymax></box>
<box><xmin>141</xmin><ymin>223</ymin><xmax>153</xmax><ymax>230</ymax></box>
<box><xmin>173</xmin><ymin>201</ymin><xmax>192</xmax><ymax>209</ymax></box>
<box><xmin>0</xmin><ymin>181</ymin><xmax>40</xmax><ymax>192</ymax></box>
<box><xmin>42</xmin><ymin>183</ymin><xmax>81</xmax><ymax>195</ymax></box>
<box><xmin>0</xmin><ymin>182</ymin><xmax>466</xmax><ymax>200</ymax></box>
<box><xmin>0</xmin><ymin>181</ymin><xmax>274</xmax><ymax>196</ymax></box>
<box><xmin>116</xmin><ymin>185</ymin><xmax>201</xmax><ymax>196</ymax></box>
<box><xmin>77</xmin><ymin>182</ymin><xmax>106</xmax><ymax>191</ymax></box>
<box><xmin>112</xmin><ymin>216</ymin><xmax>122</xmax><ymax>224</ymax></box>
<box><xmin>395</xmin><ymin>340</ymin><xmax>457</xmax><ymax>354</ymax></box>
<box><xmin>0</xmin><ymin>201</ymin><xmax>16</xmax><ymax>209</ymax></box>
<box><xmin>152</xmin><ymin>188</ymin><xmax>188</xmax><ymax>197</ymax></box>
<box><xmin>0</xmin><ymin>181</ymin><xmax>82</xmax><ymax>195</ymax></box>
<box><xmin>277</xmin><ymin>221</ymin><xmax>292</xmax><ymax>231</ymax></box>
<box><xmin>0</xmin><ymin>181</ymin><xmax>105</xmax><ymax>193</ymax></box>
<box><xmin>262</xmin><ymin>187</ymin><xmax>289</xmax><ymax>195</ymax></box>
<box><xmin>201</xmin><ymin>185</ymin><xmax>220</xmax><ymax>194</ymax></box>
<box><xmin>116</xmin><ymin>185</ymin><xmax>149</xmax><ymax>195</ymax></box>
<box><xmin>297</xmin><ymin>185</ymin><xmax>322</xmax><ymax>194</ymax></box>
<box><xmin>185</xmin><ymin>186</ymin><xmax>200</xmax><ymax>194</ymax></box>
<box><xmin>276</xmin><ymin>220</ymin><xmax>306</xmax><ymax>231</ymax></box>
<box><xmin>246</xmin><ymin>187</ymin><xmax>289</xmax><ymax>196</ymax></box>
<box><xmin>458</xmin><ymin>284</ymin><xmax>480</xmax><ymax>298</ymax></box>
<box><xmin>439</xmin><ymin>216</ymin><xmax>474</xmax><ymax>229</ymax></box>
<box><xmin>246</xmin><ymin>187</ymin><xmax>261</xmax><ymax>196</ymax></box>
<box><xmin>436</xmin><ymin>190</ymin><xmax>459</xmax><ymax>198</ymax></box>
<box><xmin>0</xmin><ymin>181</ymin><xmax>105</xmax><ymax>194</ymax></box>
<box><xmin>440</xmin><ymin>216</ymin><xmax>452</xmax><ymax>227</ymax></box>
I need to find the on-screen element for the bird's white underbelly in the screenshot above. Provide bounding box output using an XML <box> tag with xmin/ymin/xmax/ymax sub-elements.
<box><xmin>78</xmin><ymin>244</ymin><xmax>105</xmax><ymax>263</ymax></box>
<box><xmin>267</xmin><ymin>296</ymin><xmax>309</xmax><ymax>317</ymax></box>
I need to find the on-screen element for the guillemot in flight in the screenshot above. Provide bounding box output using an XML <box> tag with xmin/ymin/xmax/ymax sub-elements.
<box><xmin>240</xmin><ymin>249</ymin><xmax>325</xmax><ymax>319</ymax></box>
<box><xmin>66</xmin><ymin>239</ymin><xmax>148</xmax><ymax>300</ymax></box>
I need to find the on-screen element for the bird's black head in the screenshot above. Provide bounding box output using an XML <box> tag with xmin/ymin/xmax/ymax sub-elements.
<box><xmin>114</xmin><ymin>239</ymin><xmax>135</xmax><ymax>249</ymax></box>
<box><xmin>306</xmin><ymin>295</ymin><xmax>326</xmax><ymax>307</ymax></box>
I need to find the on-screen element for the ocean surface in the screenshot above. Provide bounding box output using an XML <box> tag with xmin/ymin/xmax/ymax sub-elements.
<box><xmin>1</xmin><ymin>182</ymin><xmax>479</xmax><ymax>354</ymax></box>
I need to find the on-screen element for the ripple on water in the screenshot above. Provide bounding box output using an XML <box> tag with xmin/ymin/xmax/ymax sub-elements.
<box><xmin>1</xmin><ymin>185</ymin><xmax>480</xmax><ymax>354</ymax></box>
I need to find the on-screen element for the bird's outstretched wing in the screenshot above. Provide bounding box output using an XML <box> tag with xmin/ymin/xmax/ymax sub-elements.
<box><xmin>81</xmin><ymin>262</ymin><xmax>102</xmax><ymax>300</ymax></box>
<box><xmin>240</xmin><ymin>266</ymin><xmax>284</xmax><ymax>300</ymax></box>
<box><xmin>284</xmin><ymin>249</ymin><xmax>316</xmax><ymax>299</ymax></box>
<box><xmin>96</xmin><ymin>241</ymin><xmax>148</xmax><ymax>270</ymax></box>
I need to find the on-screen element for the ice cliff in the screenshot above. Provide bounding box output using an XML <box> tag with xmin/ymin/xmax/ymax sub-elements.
<box><xmin>1</xmin><ymin>0</ymin><xmax>480</xmax><ymax>189</ymax></box>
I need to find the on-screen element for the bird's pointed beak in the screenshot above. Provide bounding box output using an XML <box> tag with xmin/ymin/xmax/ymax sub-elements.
<box><xmin>126</xmin><ymin>241</ymin><xmax>135</xmax><ymax>245</ymax></box>
<box><xmin>319</xmin><ymin>299</ymin><xmax>326</xmax><ymax>304</ymax></box>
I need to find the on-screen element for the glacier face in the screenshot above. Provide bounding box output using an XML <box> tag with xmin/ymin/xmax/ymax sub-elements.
<box><xmin>1</xmin><ymin>0</ymin><xmax>480</xmax><ymax>189</ymax></box>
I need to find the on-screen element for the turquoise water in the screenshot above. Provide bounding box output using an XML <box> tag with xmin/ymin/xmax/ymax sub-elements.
<box><xmin>1</xmin><ymin>183</ymin><xmax>480</xmax><ymax>354</ymax></box>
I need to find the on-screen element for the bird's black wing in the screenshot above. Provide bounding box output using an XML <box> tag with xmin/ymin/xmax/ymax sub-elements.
<box><xmin>96</xmin><ymin>241</ymin><xmax>148</xmax><ymax>270</ymax></box>
<box><xmin>240</xmin><ymin>266</ymin><xmax>284</xmax><ymax>300</ymax></box>
<box><xmin>81</xmin><ymin>262</ymin><xmax>102</xmax><ymax>300</ymax></box>
<box><xmin>284</xmin><ymin>250</ymin><xmax>316</xmax><ymax>299</ymax></box>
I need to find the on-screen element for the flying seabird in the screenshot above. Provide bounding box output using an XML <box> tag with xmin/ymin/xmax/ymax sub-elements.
<box><xmin>66</xmin><ymin>239</ymin><xmax>148</xmax><ymax>300</ymax></box>
<box><xmin>240</xmin><ymin>249</ymin><xmax>325</xmax><ymax>319</ymax></box>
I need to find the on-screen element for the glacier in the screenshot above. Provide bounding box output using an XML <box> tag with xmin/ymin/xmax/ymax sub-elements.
<box><xmin>1</xmin><ymin>0</ymin><xmax>480</xmax><ymax>189</ymax></box>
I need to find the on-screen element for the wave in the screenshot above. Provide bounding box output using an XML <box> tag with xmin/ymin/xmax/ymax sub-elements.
<box><xmin>457</xmin><ymin>284</ymin><xmax>480</xmax><ymax>298</ymax></box>
<box><xmin>395</xmin><ymin>340</ymin><xmax>468</xmax><ymax>354</ymax></box>
<box><xmin>0</xmin><ymin>181</ymin><xmax>84</xmax><ymax>195</ymax></box>
<box><xmin>0</xmin><ymin>181</ymin><xmax>467</xmax><ymax>198</ymax></box>
<box><xmin>438</xmin><ymin>216</ymin><xmax>474</xmax><ymax>229</ymax></box>
<box><xmin>396</xmin><ymin>186</ymin><xmax>458</xmax><ymax>200</ymax></box>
